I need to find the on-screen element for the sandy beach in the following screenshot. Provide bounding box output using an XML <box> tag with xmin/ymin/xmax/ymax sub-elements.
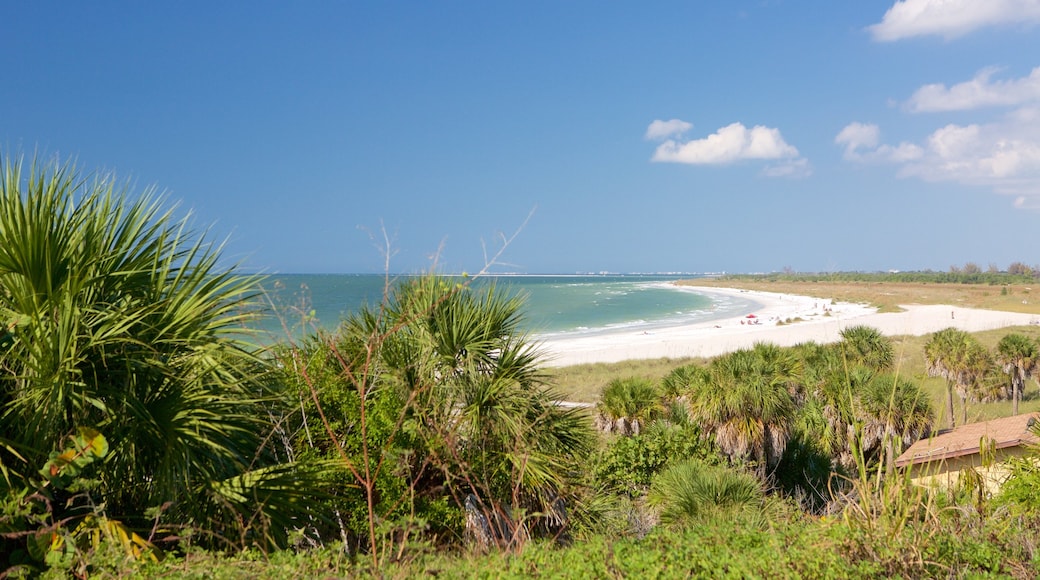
<box><xmin>539</xmin><ymin>287</ymin><xmax>1040</xmax><ymax>367</ymax></box>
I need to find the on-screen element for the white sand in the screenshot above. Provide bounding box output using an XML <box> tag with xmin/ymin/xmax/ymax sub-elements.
<box><xmin>539</xmin><ymin>287</ymin><xmax>1040</xmax><ymax>367</ymax></box>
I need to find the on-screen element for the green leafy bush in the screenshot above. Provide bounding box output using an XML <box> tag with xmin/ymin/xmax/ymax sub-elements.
<box><xmin>273</xmin><ymin>275</ymin><xmax>594</xmax><ymax>558</ymax></box>
<box><xmin>993</xmin><ymin>456</ymin><xmax>1040</xmax><ymax>517</ymax></box>
<box><xmin>595</xmin><ymin>377</ymin><xmax>662</xmax><ymax>435</ymax></box>
<box><xmin>0</xmin><ymin>156</ymin><xmax>319</xmax><ymax>555</ymax></box>
<box><xmin>647</xmin><ymin>460</ymin><xmax>764</xmax><ymax>527</ymax></box>
<box><xmin>593</xmin><ymin>422</ymin><xmax>719</xmax><ymax>497</ymax></box>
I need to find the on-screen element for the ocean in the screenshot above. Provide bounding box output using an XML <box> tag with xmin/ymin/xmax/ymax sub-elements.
<box><xmin>251</xmin><ymin>274</ymin><xmax>762</xmax><ymax>343</ymax></box>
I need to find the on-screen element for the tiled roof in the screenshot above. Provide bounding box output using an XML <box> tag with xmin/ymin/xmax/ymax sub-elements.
<box><xmin>894</xmin><ymin>412</ymin><xmax>1040</xmax><ymax>468</ymax></box>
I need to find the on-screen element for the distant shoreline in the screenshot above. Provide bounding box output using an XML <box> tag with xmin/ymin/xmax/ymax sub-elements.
<box><xmin>539</xmin><ymin>285</ymin><xmax>1038</xmax><ymax>367</ymax></box>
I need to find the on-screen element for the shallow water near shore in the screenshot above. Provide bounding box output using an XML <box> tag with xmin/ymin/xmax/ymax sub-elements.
<box><xmin>250</xmin><ymin>274</ymin><xmax>762</xmax><ymax>343</ymax></box>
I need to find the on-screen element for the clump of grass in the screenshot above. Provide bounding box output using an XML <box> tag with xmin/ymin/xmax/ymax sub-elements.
<box><xmin>777</xmin><ymin>317</ymin><xmax>806</xmax><ymax>326</ymax></box>
<box><xmin>647</xmin><ymin>459</ymin><xmax>764</xmax><ymax>527</ymax></box>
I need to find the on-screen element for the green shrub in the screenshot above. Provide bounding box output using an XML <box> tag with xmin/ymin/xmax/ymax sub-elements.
<box><xmin>0</xmin><ymin>156</ymin><xmax>316</xmax><ymax>557</ymax></box>
<box><xmin>593</xmin><ymin>422</ymin><xmax>718</xmax><ymax>497</ymax></box>
<box><xmin>647</xmin><ymin>460</ymin><xmax>763</xmax><ymax>527</ymax></box>
<box><xmin>595</xmin><ymin>377</ymin><xmax>661</xmax><ymax>434</ymax></box>
<box><xmin>993</xmin><ymin>456</ymin><xmax>1040</xmax><ymax>517</ymax></box>
<box><xmin>273</xmin><ymin>275</ymin><xmax>593</xmax><ymax>558</ymax></box>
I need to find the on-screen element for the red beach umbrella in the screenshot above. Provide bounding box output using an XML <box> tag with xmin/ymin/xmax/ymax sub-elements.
<box><xmin>746</xmin><ymin>314</ymin><xmax>757</xmax><ymax>318</ymax></box>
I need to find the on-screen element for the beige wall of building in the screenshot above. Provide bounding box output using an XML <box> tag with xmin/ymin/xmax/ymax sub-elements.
<box><xmin>906</xmin><ymin>447</ymin><xmax>1032</xmax><ymax>496</ymax></box>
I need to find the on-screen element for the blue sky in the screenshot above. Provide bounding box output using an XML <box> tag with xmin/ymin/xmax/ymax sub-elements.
<box><xmin>3</xmin><ymin>1</ymin><xmax>1040</xmax><ymax>274</ymax></box>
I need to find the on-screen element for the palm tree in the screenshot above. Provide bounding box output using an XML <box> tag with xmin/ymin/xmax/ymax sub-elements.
<box><xmin>0</xmin><ymin>156</ymin><xmax>308</xmax><ymax>547</ymax></box>
<box><xmin>595</xmin><ymin>377</ymin><xmax>661</xmax><ymax>435</ymax></box>
<box><xmin>812</xmin><ymin>362</ymin><xmax>877</xmax><ymax>470</ymax></box>
<box><xmin>924</xmin><ymin>328</ymin><xmax>991</xmax><ymax>429</ymax></box>
<box><xmin>795</xmin><ymin>337</ymin><xmax>921</xmax><ymax>472</ymax></box>
<box><xmin>660</xmin><ymin>363</ymin><xmax>704</xmax><ymax>402</ymax></box>
<box><xmin>789</xmin><ymin>341</ymin><xmax>838</xmax><ymax>390</ymax></box>
<box><xmin>839</xmin><ymin>325</ymin><xmax>894</xmax><ymax>372</ymax></box>
<box><xmin>956</xmin><ymin>337</ymin><xmax>994</xmax><ymax>425</ymax></box>
<box><xmin>779</xmin><ymin>397</ymin><xmax>842</xmax><ymax>512</ymax></box>
<box><xmin>856</xmin><ymin>373</ymin><xmax>934</xmax><ymax>473</ymax></box>
<box><xmin>686</xmin><ymin>345</ymin><xmax>796</xmax><ymax>477</ymax></box>
<box><xmin>996</xmin><ymin>333</ymin><xmax>1040</xmax><ymax>415</ymax></box>
<box><xmin>750</xmin><ymin>341</ymin><xmax>805</xmax><ymax>400</ymax></box>
<box><xmin>330</xmin><ymin>275</ymin><xmax>593</xmax><ymax>547</ymax></box>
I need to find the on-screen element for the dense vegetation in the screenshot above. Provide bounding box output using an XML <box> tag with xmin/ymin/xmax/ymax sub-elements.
<box><xmin>717</xmin><ymin>264</ymin><xmax>1039</xmax><ymax>286</ymax></box>
<box><xmin>5</xmin><ymin>157</ymin><xmax>1040</xmax><ymax>578</ymax></box>
<box><xmin>0</xmin><ymin>158</ymin><xmax>327</xmax><ymax>572</ymax></box>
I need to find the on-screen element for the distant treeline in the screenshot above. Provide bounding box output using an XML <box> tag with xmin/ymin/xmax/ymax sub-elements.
<box><xmin>723</xmin><ymin>263</ymin><xmax>1040</xmax><ymax>286</ymax></box>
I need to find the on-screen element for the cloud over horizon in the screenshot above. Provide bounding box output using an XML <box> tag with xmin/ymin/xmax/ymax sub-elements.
<box><xmin>647</xmin><ymin>119</ymin><xmax>807</xmax><ymax>176</ymax></box>
<box><xmin>869</xmin><ymin>0</ymin><xmax>1040</xmax><ymax>41</ymax></box>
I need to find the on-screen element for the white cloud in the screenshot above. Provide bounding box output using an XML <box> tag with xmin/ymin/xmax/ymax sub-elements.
<box><xmin>926</xmin><ymin>124</ymin><xmax>980</xmax><ymax>161</ymax></box>
<box><xmin>884</xmin><ymin>142</ymin><xmax>927</xmax><ymax>163</ymax></box>
<box><xmin>906</xmin><ymin>67</ymin><xmax>1040</xmax><ymax>112</ymax></box>
<box><xmin>645</xmin><ymin>119</ymin><xmax>693</xmax><ymax>140</ymax></box>
<box><xmin>837</xmin><ymin>111</ymin><xmax>1040</xmax><ymax>199</ymax></box>
<box><xmin>835</xmin><ymin>122</ymin><xmax>880</xmax><ymax>159</ymax></box>
<box><xmin>835</xmin><ymin>122</ymin><xmax>923</xmax><ymax>162</ymax></box>
<box><xmin>650</xmin><ymin>121</ymin><xmax>801</xmax><ymax>165</ymax></box>
<box><xmin>908</xmin><ymin>120</ymin><xmax>1040</xmax><ymax>183</ymax></box>
<box><xmin>869</xmin><ymin>0</ymin><xmax>1040</xmax><ymax>41</ymax></box>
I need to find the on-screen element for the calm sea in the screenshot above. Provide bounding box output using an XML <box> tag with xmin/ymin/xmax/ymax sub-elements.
<box><xmin>251</xmin><ymin>274</ymin><xmax>761</xmax><ymax>343</ymax></box>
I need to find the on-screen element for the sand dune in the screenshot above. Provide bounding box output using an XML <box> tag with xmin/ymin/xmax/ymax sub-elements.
<box><xmin>539</xmin><ymin>287</ymin><xmax>1039</xmax><ymax>367</ymax></box>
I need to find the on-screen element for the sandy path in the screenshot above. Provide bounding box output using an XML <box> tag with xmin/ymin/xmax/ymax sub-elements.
<box><xmin>538</xmin><ymin>287</ymin><xmax>1039</xmax><ymax>367</ymax></box>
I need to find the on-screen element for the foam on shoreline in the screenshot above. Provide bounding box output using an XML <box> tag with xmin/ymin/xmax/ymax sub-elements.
<box><xmin>538</xmin><ymin>287</ymin><xmax>1038</xmax><ymax>367</ymax></box>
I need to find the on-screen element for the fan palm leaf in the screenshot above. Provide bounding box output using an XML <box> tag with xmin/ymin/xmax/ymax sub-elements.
<box><xmin>647</xmin><ymin>459</ymin><xmax>763</xmax><ymax>527</ymax></box>
<box><xmin>328</xmin><ymin>275</ymin><xmax>593</xmax><ymax>538</ymax></box>
<box><xmin>839</xmin><ymin>325</ymin><xmax>894</xmax><ymax>372</ymax></box>
<box><xmin>688</xmin><ymin>346</ymin><xmax>795</xmax><ymax>476</ymax></box>
<box><xmin>595</xmin><ymin>377</ymin><xmax>661</xmax><ymax>435</ymax></box>
<box><xmin>0</xmin><ymin>155</ymin><xmax>307</xmax><ymax>548</ymax></box>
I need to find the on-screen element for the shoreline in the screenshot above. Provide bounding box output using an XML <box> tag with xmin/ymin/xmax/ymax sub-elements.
<box><xmin>538</xmin><ymin>286</ymin><xmax>1039</xmax><ymax>367</ymax></box>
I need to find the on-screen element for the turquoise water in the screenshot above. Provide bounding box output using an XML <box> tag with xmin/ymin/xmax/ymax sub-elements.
<box><xmin>252</xmin><ymin>274</ymin><xmax>761</xmax><ymax>342</ymax></box>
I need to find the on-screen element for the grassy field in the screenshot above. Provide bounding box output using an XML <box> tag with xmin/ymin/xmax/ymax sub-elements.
<box><xmin>546</xmin><ymin>280</ymin><xmax>1040</xmax><ymax>424</ymax></box>
<box><xmin>678</xmin><ymin>278</ymin><xmax>1040</xmax><ymax>314</ymax></box>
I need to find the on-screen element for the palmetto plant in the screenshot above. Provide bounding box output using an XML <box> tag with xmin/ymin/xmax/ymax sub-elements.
<box><xmin>806</xmin><ymin>362</ymin><xmax>866</xmax><ymax>470</ymax></box>
<box><xmin>839</xmin><ymin>325</ymin><xmax>895</xmax><ymax>372</ymax></box>
<box><xmin>325</xmin><ymin>275</ymin><xmax>593</xmax><ymax>550</ymax></box>
<box><xmin>786</xmin><ymin>329</ymin><xmax>922</xmax><ymax>474</ymax></box>
<box><xmin>996</xmin><ymin>333</ymin><xmax>1039</xmax><ymax>415</ymax></box>
<box><xmin>660</xmin><ymin>363</ymin><xmax>704</xmax><ymax>401</ymax></box>
<box><xmin>647</xmin><ymin>459</ymin><xmax>763</xmax><ymax>527</ymax></box>
<box><xmin>856</xmin><ymin>373</ymin><xmax>933</xmax><ymax>472</ymax></box>
<box><xmin>0</xmin><ymin>156</ymin><xmax>307</xmax><ymax>548</ymax></box>
<box><xmin>925</xmin><ymin>328</ymin><xmax>992</xmax><ymax>428</ymax></box>
<box><xmin>595</xmin><ymin>377</ymin><xmax>662</xmax><ymax>435</ymax></box>
<box><xmin>686</xmin><ymin>345</ymin><xmax>797</xmax><ymax>477</ymax></box>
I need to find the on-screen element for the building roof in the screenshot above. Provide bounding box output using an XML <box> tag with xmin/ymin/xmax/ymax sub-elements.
<box><xmin>895</xmin><ymin>412</ymin><xmax>1040</xmax><ymax>468</ymax></box>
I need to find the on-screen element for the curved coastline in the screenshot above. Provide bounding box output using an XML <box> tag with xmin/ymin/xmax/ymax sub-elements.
<box><xmin>538</xmin><ymin>286</ymin><xmax>1039</xmax><ymax>367</ymax></box>
<box><xmin>530</xmin><ymin>281</ymin><xmax>764</xmax><ymax>340</ymax></box>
